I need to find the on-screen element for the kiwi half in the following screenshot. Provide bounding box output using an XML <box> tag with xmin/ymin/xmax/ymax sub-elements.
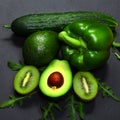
<box><xmin>14</xmin><ymin>66</ymin><xmax>40</xmax><ymax>95</ymax></box>
<box><xmin>73</xmin><ymin>71</ymin><xmax>98</xmax><ymax>101</ymax></box>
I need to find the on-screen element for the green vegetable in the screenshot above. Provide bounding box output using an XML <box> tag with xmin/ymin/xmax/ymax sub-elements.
<box><xmin>98</xmin><ymin>81</ymin><xmax>120</xmax><ymax>102</ymax></box>
<box><xmin>66</xmin><ymin>94</ymin><xmax>85</xmax><ymax>120</ymax></box>
<box><xmin>4</xmin><ymin>11</ymin><xmax>118</xmax><ymax>36</ymax></box>
<box><xmin>40</xmin><ymin>102</ymin><xmax>61</xmax><ymax>120</ymax></box>
<box><xmin>59</xmin><ymin>20</ymin><xmax>114</xmax><ymax>70</ymax></box>
<box><xmin>8</xmin><ymin>61</ymin><xmax>24</xmax><ymax>71</ymax></box>
<box><xmin>0</xmin><ymin>91</ymin><xmax>38</xmax><ymax>109</ymax></box>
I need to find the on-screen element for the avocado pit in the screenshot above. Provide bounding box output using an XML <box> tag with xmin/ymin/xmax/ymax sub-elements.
<box><xmin>48</xmin><ymin>71</ymin><xmax>64</xmax><ymax>89</ymax></box>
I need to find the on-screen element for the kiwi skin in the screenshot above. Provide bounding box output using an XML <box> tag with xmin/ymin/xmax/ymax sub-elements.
<box><xmin>73</xmin><ymin>71</ymin><xmax>98</xmax><ymax>102</ymax></box>
<box><xmin>13</xmin><ymin>66</ymin><xmax>40</xmax><ymax>95</ymax></box>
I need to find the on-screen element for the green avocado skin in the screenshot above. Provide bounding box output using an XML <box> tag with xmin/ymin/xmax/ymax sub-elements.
<box><xmin>22</xmin><ymin>30</ymin><xmax>59</xmax><ymax>67</ymax></box>
<box><xmin>39</xmin><ymin>59</ymin><xmax>73</xmax><ymax>98</ymax></box>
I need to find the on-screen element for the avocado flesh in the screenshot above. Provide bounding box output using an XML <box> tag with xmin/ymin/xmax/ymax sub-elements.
<box><xmin>39</xmin><ymin>59</ymin><xmax>72</xmax><ymax>97</ymax></box>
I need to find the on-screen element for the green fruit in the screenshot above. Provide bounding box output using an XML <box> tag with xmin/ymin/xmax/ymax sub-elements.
<box><xmin>39</xmin><ymin>59</ymin><xmax>72</xmax><ymax>97</ymax></box>
<box><xmin>14</xmin><ymin>66</ymin><xmax>40</xmax><ymax>95</ymax></box>
<box><xmin>22</xmin><ymin>30</ymin><xmax>59</xmax><ymax>67</ymax></box>
<box><xmin>73</xmin><ymin>71</ymin><xmax>98</xmax><ymax>101</ymax></box>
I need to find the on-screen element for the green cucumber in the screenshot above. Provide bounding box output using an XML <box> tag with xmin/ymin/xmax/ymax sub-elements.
<box><xmin>5</xmin><ymin>11</ymin><xmax>118</xmax><ymax>36</ymax></box>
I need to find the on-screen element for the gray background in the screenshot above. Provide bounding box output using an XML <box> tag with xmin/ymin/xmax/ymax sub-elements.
<box><xmin>0</xmin><ymin>0</ymin><xmax>120</xmax><ymax>120</ymax></box>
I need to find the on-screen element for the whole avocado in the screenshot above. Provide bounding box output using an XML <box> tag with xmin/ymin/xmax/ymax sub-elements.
<box><xmin>22</xmin><ymin>30</ymin><xmax>59</xmax><ymax>67</ymax></box>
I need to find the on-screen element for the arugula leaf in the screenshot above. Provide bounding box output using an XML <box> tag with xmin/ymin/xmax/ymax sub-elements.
<box><xmin>75</xmin><ymin>101</ymin><xmax>85</xmax><ymax>120</ymax></box>
<box><xmin>0</xmin><ymin>91</ymin><xmax>38</xmax><ymax>109</ymax></box>
<box><xmin>8</xmin><ymin>61</ymin><xmax>24</xmax><ymax>71</ymax></box>
<box><xmin>40</xmin><ymin>102</ymin><xmax>61</xmax><ymax>120</ymax></box>
<box><xmin>66</xmin><ymin>95</ymin><xmax>77</xmax><ymax>120</ymax></box>
<box><xmin>66</xmin><ymin>94</ymin><xmax>85</xmax><ymax>120</ymax></box>
<box><xmin>98</xmin><ymin>81</ymin><xmax>120</xmax><ymax>102</ymax></box>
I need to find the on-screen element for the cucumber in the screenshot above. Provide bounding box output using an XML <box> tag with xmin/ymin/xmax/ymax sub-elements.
<box><xmin>6</xmin><ymin>11</ymin><xmax>118</xmax><ymax>36</ymax></box>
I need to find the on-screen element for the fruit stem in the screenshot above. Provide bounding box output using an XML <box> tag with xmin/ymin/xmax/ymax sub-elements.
<box><xmin>3</xmin><ymin>24</ymin><xmax>11</xmax><ymax>29</ymax></box>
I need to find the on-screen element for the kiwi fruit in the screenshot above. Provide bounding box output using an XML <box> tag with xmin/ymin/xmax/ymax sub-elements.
<box><xmin>14</xmin><ymin>66</ymin><xmax>40</xmax><ymax>95</ymax></box>
<box><xmin>73</xmin><ymin>71</ymin><xmax>98</xmax><ymax>101</ymax></box>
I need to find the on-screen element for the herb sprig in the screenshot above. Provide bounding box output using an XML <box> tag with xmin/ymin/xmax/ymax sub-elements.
<box><xmin>66</xmin><ymin>94</ymin><xmax>85</xmax><ymax>120</ymax></box>
<box><xmin>0</xmin><ymin>91</ymin><xmax>38</xmax><ymax>109</ymax></box>
<box><xmin>8</xmin><ymin>61</ymin><xmax>24</xmax><ymax>71</ymax></box>
<box><xmin>40</xmin><ymin>102</ymin><xmax>61</xmax><ymax>120</ymax></box>
<box><xmin>98</xmin><ymin>81</ymin><xmax>120</xmax><ymax>102</ymax></box>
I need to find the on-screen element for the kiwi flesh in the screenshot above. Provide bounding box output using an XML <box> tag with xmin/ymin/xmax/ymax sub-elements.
<box><xmin>14</xmin><ymin>66</ymin><xmax>40</xmax><ymax>95</ymax></box>
<box><xmin>73</xmin><ymin>71</ymin><xmax>98</xmax><ymax>101</ymax></box>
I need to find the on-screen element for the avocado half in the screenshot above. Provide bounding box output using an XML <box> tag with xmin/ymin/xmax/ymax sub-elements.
<box><xmin>39</xmin><ymin>59</ymin><xmax>73</xmax><ymax>97</ymax></box>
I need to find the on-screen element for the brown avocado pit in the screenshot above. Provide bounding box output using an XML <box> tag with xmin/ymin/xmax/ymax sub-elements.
<box><xmin>48</xmin><ymin>71</ymin><xmax>64</xmax><ymax>88</ymax></box>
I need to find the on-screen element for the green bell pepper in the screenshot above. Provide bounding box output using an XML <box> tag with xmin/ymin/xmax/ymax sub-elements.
<box><xmin>58</xmin><ymin>20</ymin><xmax>114</xmax><ymax>70</ymax></box>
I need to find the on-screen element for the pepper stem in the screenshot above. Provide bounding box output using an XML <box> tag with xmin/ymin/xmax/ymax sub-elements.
<box><xmin>58</xmin><ymin>31</ymin><xmax>87</xmax><ymax>48</ymax></box>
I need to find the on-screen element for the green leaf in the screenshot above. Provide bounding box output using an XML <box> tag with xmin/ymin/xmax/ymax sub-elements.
<box><xmin>0</xmin><ymin>91</ymin><xmax>38</xmax><ymax>109</ymax></box>
<box><xmin>40</xmin><ymin>102</ymin><xmax>61</xmax><ymax>120</ymax></box>
<box><xmin>98</xmin><ymin>81</ymin><xmax>120</xmax><ymax>102</ymax></box>
<box><xmin>49</xmin><ymin>111</ymin><xmax>55</xmax><ymax>120</ymax></box>
<box><xmin>0</xmin><ymin>99</ymin><xmax>15</xmax><ymax>108</ymax></box>
<box><xmin>7</xmin><ymin>61</ymin><xmax>24</xmax><ymax>71</ymax></box>
<box><xmin>67</xmin><ymin>95</ymin><xmax>76</xmax><ymax>120</ymax></box>
<box><xmin>66</xmin><ymin>94</ymin><xmax>86</xmax><ymax>120</ymax></box>
<box><xmin>75</xmin><ymin>101</ymin><xmax>85</xmax><ymax>120</ymax></box>
<box><xmin>53</xmin><ymin>103</ymin><xmax>61</xmax><ymax>111</ymax></box>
